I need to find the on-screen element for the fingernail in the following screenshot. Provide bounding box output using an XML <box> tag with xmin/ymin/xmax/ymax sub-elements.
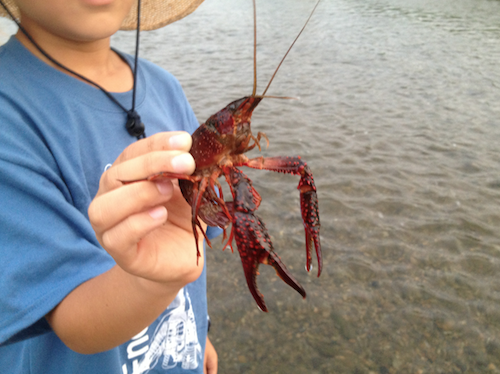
<box><xmin>171</xmin><ymin>153</ymin><xmax>195</xmax><ymax>172</ymax></box>
<box><xmin>148</xmin><ymin>206</ymin><xmax>166</xmax><ymax>220</ymax></box>
<box><xmin>155</xmin><ymin>181</ymin><xmax>173</xmax><ymax>195</ymax></box>
<box><xmin>169</xmin><ymin>133</ymin><xmax>192</xmax><ymax>150</ymax></box>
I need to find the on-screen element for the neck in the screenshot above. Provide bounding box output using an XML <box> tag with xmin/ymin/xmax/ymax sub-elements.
<box><xmin>15</xmin><ymin>18</ymin><xmax>134</xmax><ymax>92</ymax></box>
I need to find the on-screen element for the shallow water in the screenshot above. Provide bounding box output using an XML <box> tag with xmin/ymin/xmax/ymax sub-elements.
<box><xmin>128</xmin><ymin>1</ymin><xmax>500</xmax><ymax>370</ymax></box>
<box><xmin>3</xmin><ymin>0</ymin><xmax>500</xmax><ymax>372</ymax></box>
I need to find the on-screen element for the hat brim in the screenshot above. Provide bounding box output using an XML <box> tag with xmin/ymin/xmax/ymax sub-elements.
<box><xmin>121</xmin><ymin>0</ymin><xmax>205</xmax><ymax>31</ymax></box>
<box><xmin>0</xmin><ymin>0</ymin><xmax>205</xmax><ymax>31</ymax></box>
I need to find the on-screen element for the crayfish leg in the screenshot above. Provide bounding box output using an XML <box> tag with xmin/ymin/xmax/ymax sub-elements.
<box><xmin>191</xmin><ymin>177</ymin><xmax>212</xmax><ymax>261</ymax></box>
<box><xmin>221</xmin><ymin>202</ymin><xmax>236</xmax><ymax>253</ymax></box>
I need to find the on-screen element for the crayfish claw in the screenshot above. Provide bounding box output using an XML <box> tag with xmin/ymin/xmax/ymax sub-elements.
<box><xmin>301</xmin><ymin>189</ymin><xmax>322</xmax><ymax>277</ymax></box>
<box><xmin>298</xmin><ymin>165</ymin><xmax>322</xmax><ymax>277</ymax></box>
<box><xmin>233</xmin><ymin>210</ymin><xmax>306</xmax><ymax>312</ymax></box>
<box><xmin>267</xmin><ymin>252</ymin><xmax>306</xmax><ymax>299</ymax></box>
<box><xmin>244</xmin><ymin>156</ymin><xmax>323</xmax><ymax>278</ymax></box>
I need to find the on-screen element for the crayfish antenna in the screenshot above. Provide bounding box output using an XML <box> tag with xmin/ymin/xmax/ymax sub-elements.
<box><xmin>261</xmin><ymin>0</ymin><xmax>322</xmax><ymax>97</ymax></box>
<box><xmin>252</xmin><ymin>0</ymin><xmax>257</xmax><ymax>97</ymax></box>
<box><xmin>253</xmin><ymin>95</ymin><xmax>299</xmax><ymax>101</ymax></box>
<box><xmin>250</xmin><ymin>0</ymin><xmax>320</xmax><ymax>98</ymax></box>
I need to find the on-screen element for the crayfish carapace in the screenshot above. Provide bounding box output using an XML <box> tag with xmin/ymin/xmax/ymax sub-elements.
<box><xmin>135</xmin><ymin>0</ymin><xmax>322</xmax><ymax>312</ymax></box>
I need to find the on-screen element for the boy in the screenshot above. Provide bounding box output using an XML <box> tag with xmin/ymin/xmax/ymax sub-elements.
<box><xmin>0</xmin><ymin>0</ymin><xmax>219</xmax><ymax>373</ymax></box>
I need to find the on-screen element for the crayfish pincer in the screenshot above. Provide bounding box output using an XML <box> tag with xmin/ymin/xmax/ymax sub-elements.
<box><xmin>126</xmin><ymin>0</ymin><xmax>323</xmax><ymax>311</ymax></box>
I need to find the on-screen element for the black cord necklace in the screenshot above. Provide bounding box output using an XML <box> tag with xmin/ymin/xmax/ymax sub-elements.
<box><xmin>0</xmin><ymin>0</ymin><xmax>146</xmax><ymax>140</ymax></box>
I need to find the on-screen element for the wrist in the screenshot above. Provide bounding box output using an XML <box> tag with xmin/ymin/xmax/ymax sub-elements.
<box><xmin>125</xmin><ymin>267</ymin><xmax>184</xmax><ymax>300</ymax></box>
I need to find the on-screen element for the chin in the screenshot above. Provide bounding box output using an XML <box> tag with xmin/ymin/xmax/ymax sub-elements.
<box><xmin>62</xmin><ymin>21</ymin><xmax>123</xmax><ymax>42</ymax></box>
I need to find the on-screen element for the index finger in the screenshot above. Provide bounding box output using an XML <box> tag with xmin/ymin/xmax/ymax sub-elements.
<box><xmin>116</xmin><ymin>131</ymin><xmax>193</xmax><ymax>165</ymax></box>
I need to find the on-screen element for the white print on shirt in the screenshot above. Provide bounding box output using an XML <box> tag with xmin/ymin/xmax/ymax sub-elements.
<box><xmin>122</xmin><ymin>288</ymin><xmax>202</xmax><ymax>374</ymax></box>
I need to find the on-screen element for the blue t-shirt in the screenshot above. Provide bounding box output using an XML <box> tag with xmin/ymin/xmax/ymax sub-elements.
<box><xmin>0</xmin><ymin>36</ymin><xmax>220</xmax><ymax>373</ymax></box>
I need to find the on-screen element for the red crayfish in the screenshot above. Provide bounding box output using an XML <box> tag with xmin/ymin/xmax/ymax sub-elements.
<box><xmin>145</xmin><ymin>0</ymin><xmax>322</xmax><ymax>312</ymax></box>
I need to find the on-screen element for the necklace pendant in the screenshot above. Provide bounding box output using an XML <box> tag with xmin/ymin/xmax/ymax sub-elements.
<box><xmin>126</xmin><ymin>110</ymin><xmax>146</xmax><ymax>139</ymax></box>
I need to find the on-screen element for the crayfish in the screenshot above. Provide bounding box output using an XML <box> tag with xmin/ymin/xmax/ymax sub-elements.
<box><xmin>143</xmin><ymin>0</ymin><xmax>322</xmax><ymax>311</ymax></box>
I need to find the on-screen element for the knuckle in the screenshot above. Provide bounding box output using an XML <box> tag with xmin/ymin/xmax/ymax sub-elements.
<box><xmin>88</xmin><ymin>199</ymin><xmax>105</xmax><ymax>229</ymax></box>
<box><xmin>143</xmin><ymin>151</ymin><xmax>176</xmax><ymax>177</ymax></box>
<box><xmin>143</xmin><ymin>152</ymin><xmax>158</xmax><ymax>176</ymax></box>
<box><xmin>100</xmin><ymin>230</ymin><xmax>117</xmax><ymax>253</ymax></box>
<box><xmin>101</xmin><ymin>217</ymin><xmax>139</xmax><ymax>254</ymax></box>
<box><xmin>99</xmin><ymin>165</ymin><xmax>121</xmax><ymax>191</ymax></box>
<box><xmin>123</xmin><ymin>216</ymin><xmax>145</xmax><ymax>239</ymax></box>
<box><xmin>117</xmin><ymin>141</ymin><xmax>137</xmax><ymax>164</ymax></box>
<box><xmin>147</xmin><ymin>133</ymin><xmax>161</xmax><ymax>152</ymax></box>
<box><xmin>130</xmin><ymin>181</ymin><xmax>156</xmax><ymax>206</ymax></box>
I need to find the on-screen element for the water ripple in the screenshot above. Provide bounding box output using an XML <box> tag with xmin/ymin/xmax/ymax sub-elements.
<box><xmin>111</xmin><ymin>0</ymin><xmax>500</xmax><ymax>372</ymax></box>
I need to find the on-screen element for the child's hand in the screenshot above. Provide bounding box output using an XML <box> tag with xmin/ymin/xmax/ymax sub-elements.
<box><xmin>88</xmin><ymin>131</ymin><xmax>204</xmax><ymax>289</ymax></box>
<box><xmin>48</xmin><ymin>132</ymin><xmax>206</xmax><ymax>354</ymax></box>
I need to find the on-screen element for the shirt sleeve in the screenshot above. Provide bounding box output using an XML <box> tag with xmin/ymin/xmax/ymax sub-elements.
<box><xmin>0</xmin><ymin>107</ymin><xmax>115</xmax><ymax>345</ymax></box>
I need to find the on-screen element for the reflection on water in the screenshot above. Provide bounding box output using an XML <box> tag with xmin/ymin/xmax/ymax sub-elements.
<box><xmin>121</xmin><ymin>0</ymin><xmax>500</xmax><ymax>372</ymax></box>
<box><xmin>4</xmin><ymin>0</ymin><xmax>500</xmax><ymax>371</ymax></box>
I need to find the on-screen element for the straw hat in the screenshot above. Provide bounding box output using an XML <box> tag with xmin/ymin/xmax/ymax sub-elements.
<box><xmin>0</xmin><ymin>0</ymin><xmax>205</xmax><ymax>31</ymax></box>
